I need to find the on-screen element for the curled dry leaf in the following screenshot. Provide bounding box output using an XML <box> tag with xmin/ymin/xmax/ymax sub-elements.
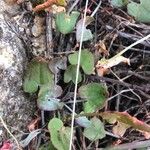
<box><xmin>96</xmin><ymin>55</ymin><xmax>130</xmax><ymax>76</ymax></box>
<box><xmin>95</xmin><ymin>40</ymin><xmax>109</xmax><ymax>56</ymax></box>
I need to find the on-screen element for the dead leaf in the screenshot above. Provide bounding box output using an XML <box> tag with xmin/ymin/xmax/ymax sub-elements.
<box><xmin>113</xmin><ymin>122</ymin><xmax>130</xmax><ymax>137</ymax></box>
<box><xmin>101</xmin><ymin>111</ymin><xmax>150</xmax><ymax>133</ymax></box>
<box><xmin>33</xmin><ymin>0</ymin><xmax>67</xmax><ymax>12</ymax></box>
<box><xmin>28</xmin><ymin>117</ymin><xmax>41</xmax><ymax>132</ymax></box>
<box><xmin>95</xmin><ymin>40</ymin><xmax>109</xmax><ymax>56</ymax></box>
<box><xmin>141</xmin><ymin>131</ymin><xmax>150</xmax><ymax>139</ymax></box>
<box><xmin>50</xmin><ymin>5</ymin><xmax>66</xmax><ymax>13</ymax></box>
<box><xmin>96</xmin><ymin>56</ymin><xmax>130</xmax><ymax>76</ymax></box>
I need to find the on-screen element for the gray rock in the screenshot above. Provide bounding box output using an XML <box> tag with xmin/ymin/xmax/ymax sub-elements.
<box><xmin>0</xmin><ymin>0</ymin><xmax>35</xmax><ymax>145</ymax></box>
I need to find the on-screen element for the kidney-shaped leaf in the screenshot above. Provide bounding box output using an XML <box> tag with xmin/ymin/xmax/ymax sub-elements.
<box><xmin>23</xmin><ymin>58</ymin><xmax>54</xmax><ymax>93</ymax></box>
<box><xmin>64</xmin><ymin>65</ymin><xmax>82</xmax><ymax>84</ymax></box>
<box><xmin>79</xmin><ymin>83</ymin><xmax>108</xmax><ymax>113</ymax></box>
<box><xmin>48</xmin><ymin>118</ymin><xmax>70</xmax><ymax>150</ymax></box>
<box><xmin>68</xmin><ymin>49</ymin><xmax>94</xmax><ymax>75</ymax></box>
<box><xmin>37</xmin><ymin>84</ymin><xmax>64</xmax><ymax>111</ymax></box>
<box><xmin>83</xmin><ymin>117</ymin><xmax>106</xmax><ymax>141</ymax></box>
<box><xmin>56</xmin><ymin>11</ymin><xmax>80</xmax><ymax>34</ymax></box>
<box><xmin>127</xmin><ymin>0</ymin><xmax>150</xmax><ymax>23</ymax></box>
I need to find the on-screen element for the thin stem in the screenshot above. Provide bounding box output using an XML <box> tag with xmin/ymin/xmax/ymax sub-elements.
<box><xmin>102</xmin><ymin>139</ymin><xmax>150</xmax><ymax>150</ymax></box>
<box><xmin>0</xmin><ymin>116</ymin><xmax>22</xmax><ymax>150</ymax></box>
<box><xmin>68</xmin><ymin>0</ymin><xmax>80</xmax><ymax>14</ymax></box>
<box><xmin>69</xmin><ymin>0</ymin><xmax>89</xmax><ymax>149</ymax></box>
<box><xmin>90</xmin><ymin>1</ymin><xmax>102</xmax><ymax>17</ymax></box>
<box><xmin>117</xmin><ymin>33</ymin><xmax>150</xmax><ymax>56</ymax></box>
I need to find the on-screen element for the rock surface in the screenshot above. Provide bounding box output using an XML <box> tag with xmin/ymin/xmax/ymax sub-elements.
<box><xmin>0</xmin><ymin>0</ymin><xmax>35</xmax><ymax>145</ymax></box>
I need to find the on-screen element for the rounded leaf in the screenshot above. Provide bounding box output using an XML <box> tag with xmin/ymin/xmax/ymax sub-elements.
<box><xmin>37</xmin><ymin>84</ymin><xmax>63</xmax><ymax>111</ymax></box>
<box><xmin>64</xmin><ymin>65</ymin><xmax>82</xmax><ymax>84</ymax></box>
<box><xmin>55</xmin><ymin>11</ymin><xmax>80</xmax><ymax>34</ymax></box>
<box><xmin>127</xmin><ymin>1</ymin><xmax>150</xmax><ymax>23</ymax></box>
<box><xmin>23</xmin><ymin>58</ymin><xmax>54</xmax><ymax>94</ymax></box>
<box><xmin>68</xmin><ymin>49</ymin><xmax>94</xmax><ymax>75</ymax></box>
<box><xmin>48</xmin><ymin>118</ymin><xmax>70</xmax><ymax>150</ymax></box>
<box><xmin>23</xmin><ymin>80</ymin><xmax>38</xmax><ymax>93</ymax></box>
<box><xmin>79</xmin><ymin>83</ymin><xmax>108</xmax><ymax>113</ymax></box>
<box><xmin>83</xmin><ymin>117</ymin><xmax>106</xmax><ymax>141</ymax></box>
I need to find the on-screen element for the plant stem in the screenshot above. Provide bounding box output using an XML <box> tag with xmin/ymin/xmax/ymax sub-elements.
<box><xmin>68</xmin><ymin>0</ymin><xmax>80</xmax><ymax>14</ymax></box>
<box><xmin>102</xmin><ymin>140</ymin><xmax>150</xmax><ymax>150</ymax></box>
<box><xmin>117</xmin><ymin>33</ymin><xmax>150</xmax><ymax>56</ymax></box>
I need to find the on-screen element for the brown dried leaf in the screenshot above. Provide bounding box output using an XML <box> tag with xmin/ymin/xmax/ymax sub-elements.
<box><xmin>113</xmin><ymin>122</ymin><xmax>130</xmax><ymax>137</ymax></box>
<box><xmin>101</xmin><ymin>111</ymin><xmax>150</xmax><ymax>133</ymax></box>
<box><xmin>96</xmin><ymin>56</ymin><xmax>130</xmax><ymax>76</ymax></box>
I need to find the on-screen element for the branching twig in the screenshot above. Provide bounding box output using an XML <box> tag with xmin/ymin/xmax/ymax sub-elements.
<box><xmin>90</xmin><ymin>1</ymin><xmax>101</xmax><ymax>17</ymax></box>
<box><xmin>89</xmin><ymin>75</ymin><xmax>150</xmax><ymax>92</ymax></box>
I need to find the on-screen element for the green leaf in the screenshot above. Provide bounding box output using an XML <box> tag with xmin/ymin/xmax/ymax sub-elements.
<box><xmin>83</xmin><ymin>117</ymin><xmax>106</xmax><ymax>141</ymax></box>
<box><xmin>37</xmin><ymin>84</ymin><xmax>64</xmax><ymax>111</ymax></box>
<box><xmin>68</xmin><ymin>49</ymin><xmax>94</xmax><ymax>75</ymax></box>
<box><xmin>111</xmin><ymin>0</ymin><xmax>129</xmax><ymax>7</ymax></box>
<box><xmin>23</xmin><ymin>58</ymin><xmax>54</xmax><ymax>93</ymax></box>
<box><xmin>48</xmin><ymin>118</ymin><xmax>70</xmax><ymax>150</ymax></box>
<box><xmin>127</xmin><ymin>0</ymin><xmax>150</xmax><ymax>23</ymax></box>
<box><xmin>79</xmin><ymin>83</ymin><xmax>108</xmax><ymax>113</ymax></box>
<box><xmin>56</xmin><ymin>11</ymin><xmax>80</xmax><ymax>34</ymax></box>
<box><xmin>75</xmin><ymin>116</ymin><xmax>92</xmax><ymax>128</ymax></box>
<box><xmin>64</xmin><ymin>65</ymin><xmax>82</xmax><ymax>84</ymax></box>
<box><xmin>23</xmin><ymin>80</ymin><xmax>38</xmax><ymax>93</ymax></box>
<box><xmin>84</xmin><ymin>101</ymin><xmax>96</xmax><ymax>113</ymax></box>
